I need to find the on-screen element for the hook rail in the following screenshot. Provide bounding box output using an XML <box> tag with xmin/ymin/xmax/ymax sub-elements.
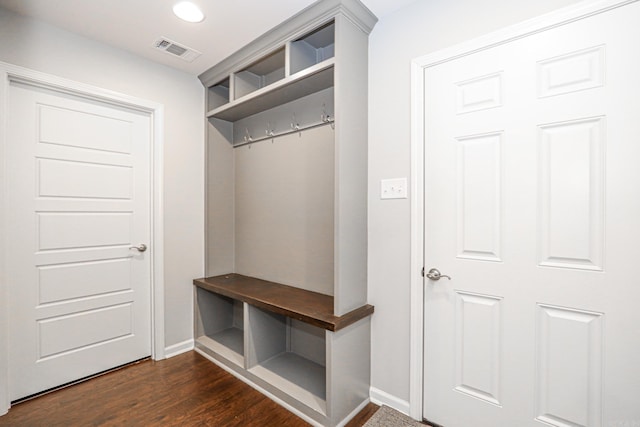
<box><xmin>235</xmin><ymin>119</ymin><xmax>335</xmax><ymax>148</ymax></box>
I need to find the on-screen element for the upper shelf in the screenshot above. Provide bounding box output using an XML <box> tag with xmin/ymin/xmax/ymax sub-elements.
<box><xmin>206</xmin><ymin>58</ymin><xmax>335</xmax><ymax>122</ymax></box>
<box><xmin>193</xmin><ymin>273</ymin><xmax>374</xmax><ymax>332</ymax></box>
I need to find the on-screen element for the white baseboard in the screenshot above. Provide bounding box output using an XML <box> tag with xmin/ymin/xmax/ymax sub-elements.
<box><xmin>164</xmin><ymin>339</ymin><xmax>194</xmax><ymax>358</ymax></box>
<box><xmin>370</xmin><ymin>387</ymin><xmax>412</xmax><ymax>417</ymax></box>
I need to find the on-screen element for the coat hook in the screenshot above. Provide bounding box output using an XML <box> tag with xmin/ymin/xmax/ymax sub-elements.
<box><xmin>321</xmin><ymin>103</ymin><xmax>335</xmax><ymax>129</ymax></box>
<box><xmin>244</xmin><ymin>128</ymin><xmax>253</xmax><ymax>143</ymax></box>
<box><xmin>291</xmin><ymin>113</ymin><xmax>301</xmax><ymax>137</ymax></box>
<box><xmin>244</xmin><ymin>128</ymin><xmax>253</xmax><ymax>148</ymax></box>
<box><xmin>266</xmin><ymin>122</ymin><xmax>275</xmax><ymax>142</ymax></box>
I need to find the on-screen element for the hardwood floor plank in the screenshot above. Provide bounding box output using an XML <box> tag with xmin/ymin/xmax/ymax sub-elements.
<box><xmin>345</xmin><ymin>403</ymin><xmax>379</xmax><ymax>426</ymax></box>
<box><xmin>0</xmin><ymin>351</ymin><xmax>379</xmax><ymax>426</ymax></box>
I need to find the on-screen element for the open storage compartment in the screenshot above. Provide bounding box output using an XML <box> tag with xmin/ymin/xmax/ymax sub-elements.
<box><xmin>247</xmin><ymin>305</ymin><xmax>326</xmax><ymax>415</ymax></box>
<box><xmin>290</xmin><ymin>20</ymin><xmax>335</xmax><ymax>75</ymax></box>
<box><xmin>207</xmin><ymin>77</ymin><xmax>230</xmax><ymax>111</ymax></box>
<box><xmin>234</xmin><ymin>47</ymin><xmax>286</xmax><ymax>99</ymax></box>
<box><xmin>194</xmin><ymin>287</ymin><xmax>244</xmax><ymax>367</ymax></box>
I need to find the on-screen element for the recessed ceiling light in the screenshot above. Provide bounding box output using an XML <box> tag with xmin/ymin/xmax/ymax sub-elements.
<box><xmin>173</xmin><ymin>2</ymin><xmax>205</xmax><ymax>23</ymax></box>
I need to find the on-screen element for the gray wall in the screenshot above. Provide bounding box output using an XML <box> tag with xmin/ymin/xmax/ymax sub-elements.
<box><xmin>234</xmin><ymin>125</ymin><xmax>335</xmax><ymax>295</ymax></box>
<box><xmin>367</xmin><ymin>0</ymin><xmax>583</xmax><ymax>405</ymax></box>
<box><xmin>205</xmin><ymin>89</ymin><xmax>336</xmax><ymax>295</ymax></box>
<box><xmin>0</xmin><ymin>7</ymin><xmax>204</xmax><ymax>351</ymax></box>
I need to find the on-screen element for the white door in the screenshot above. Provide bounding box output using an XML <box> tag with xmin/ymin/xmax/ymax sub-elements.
<box><xmin>423</xmin><ymin>3</ymin><xmax>640</xmax><ymax>426</ymax></box>
<box><xmin>7</xmin><ymin>81</ymin><xmax>151</xmax><ymax>400</ymax></box>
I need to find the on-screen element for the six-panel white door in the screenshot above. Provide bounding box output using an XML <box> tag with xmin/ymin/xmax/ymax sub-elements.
<box><xmin>6</xmin><ymin>81</ymin><xmax>151</xmax><ymax>400</ymax></box>
<box><xmin>423</xmin><ymin>3</ymin><xmax>640</xmax><ymax>426</ymax></box>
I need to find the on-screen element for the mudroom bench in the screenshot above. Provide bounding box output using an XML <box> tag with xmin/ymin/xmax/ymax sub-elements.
<box><xmin>193</xmin><ymin>274</ymin><xmax>374</xmax><ymax>427</ymax></box>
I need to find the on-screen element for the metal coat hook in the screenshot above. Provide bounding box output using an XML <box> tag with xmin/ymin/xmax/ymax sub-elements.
<box><xmin>321</xmin><ymin>104</ymin><xmax>335</xmax><ymax>129</ymax></box>
<box><xmin>265</xmin><ymin>122</ymin><xmax>275</xmax><ymax>142</ymax></box>
<box><xmin>291</xmin><ymin>114</ymin><xmax>301</xmax><ymax>137</ymax></box>
<box><xmin>244</xmin><ymin>128</ymin><xmax>253</xmax><ymax>149</ymax></box>
<box><xmin>321</xmin><ymin>104</ymin><xmax>329</xmax><ymax>122</ymax></box>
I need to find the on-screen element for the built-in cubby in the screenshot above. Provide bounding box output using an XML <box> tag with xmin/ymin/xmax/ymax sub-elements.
<box><xmin>247</xmin><ymin>308</ymin><xmax>327</xmax><ymax>414</ymax></box>
<box><xmin>234</xmin><ymin>47</ymin><xmax>286</xmax><ymax>99</ymax></box>
<box><xmin>194</xmin><ymin>287</ymin><xmax>244</xmax><ymax>367</ymax></box>
<box><xmin>196</xmin><ymin>1</ymin><xmax>376</xmax><ymax>426</ymax></box>
<box><xmin>290</xmin><ymin>21</ymin><xmax>335</xmax><ymax>75</ymax></box>
<box><xmin>207</xmin><ymin>77</ymin><xmax>230</xmax><ymax>111</ymax></box>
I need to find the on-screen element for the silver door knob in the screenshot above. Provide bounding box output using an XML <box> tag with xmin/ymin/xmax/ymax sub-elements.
<box><xmin>129</xmin><ymin>244</ymin><xmax>147</xmax><ymax>252</ymax></box>
<box><xmin>426</xmin><ymin>268</ymin><xmax>451</xmax><ymax>281</ymax></box>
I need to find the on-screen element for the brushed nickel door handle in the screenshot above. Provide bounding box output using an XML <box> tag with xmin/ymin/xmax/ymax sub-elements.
<box><xmin>426</xmin><ymin>268</ymin><xmax>451</xmax><ymax>281</ymax></box>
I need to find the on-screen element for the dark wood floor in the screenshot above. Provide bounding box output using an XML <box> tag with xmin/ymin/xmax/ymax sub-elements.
<box><xmin>0</xmin><ymin>351</ymin><xmax>379</xmax><ymax>427</ymax></box>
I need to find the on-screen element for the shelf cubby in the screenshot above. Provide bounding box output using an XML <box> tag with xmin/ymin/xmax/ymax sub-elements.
<box><xmin>207</xmin><ymin>77</ymin><xmax>230</xmax><ymax>111</ymax></box>
<box><xmin>194</xmin><ymin>287</ymin><xmax>244</xmax><ymax>367</ymax></box>
<box><xmin>234</xmin><ymin>47</ymin><xmax>286</xmax><ymax>99</ymax></box>
<box><xmin>290</xmin><ymin>21</ymin><xmax>335</xmax><ymax>75</ymax></box>
<box><xmin>247</xmin><ymin>307</ymin><xmax>327</xmax><ymax>414</ymax></box>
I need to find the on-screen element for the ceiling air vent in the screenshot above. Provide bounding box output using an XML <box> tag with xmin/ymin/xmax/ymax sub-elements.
<box><xmin>153</xmin><ymin>37</ymin><xmax>201</xmax><ymax>62</ymax></box>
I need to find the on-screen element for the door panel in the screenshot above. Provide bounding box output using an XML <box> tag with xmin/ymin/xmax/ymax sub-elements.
<box><xmin>534</xmin><ymin>304</ymin><xmax>604</xmax><ymax>427</ymax></box>
<box><xmin>38</xmin><ymin>259</ymin><xmax>131</xmax><ymax>304</ymax></box>
<box><xmin>7</xmin><ymin>82</ymin><xmax>151</xmax><ymax>400</ymax></box>
<box><xmin>423</xmin><ymin>2</ymin><xmax>640</xmax><ymax>426</ymax></box>
<box><xmin>38</xmin><ymin>158</ymin><xmax>133</xmax><ymax>199</ymax></box>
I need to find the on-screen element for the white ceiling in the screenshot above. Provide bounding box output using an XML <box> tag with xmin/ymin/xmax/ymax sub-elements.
<box><xmin>0</xmin><ymin>0</ymin><xmax>416</xmax><ymax>76</ymax></box>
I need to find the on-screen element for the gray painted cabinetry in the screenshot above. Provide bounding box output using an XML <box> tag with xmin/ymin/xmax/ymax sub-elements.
<box><xmin>195</xmin><ymin>1</ymin><xmax>376</xmax><ymax>426</ymax></box>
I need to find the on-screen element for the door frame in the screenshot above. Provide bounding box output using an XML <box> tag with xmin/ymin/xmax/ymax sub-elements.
<box><xmin>408</xmin><ymin>0</ymin><xmax>637</xmax><ymax>419</ymax></box>
<box><xmin>0</xmin><ymin>61</ymin><xmax>166</xmax><ymax>415</ymax></box>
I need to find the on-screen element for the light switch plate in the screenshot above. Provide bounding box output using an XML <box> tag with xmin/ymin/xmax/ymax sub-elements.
<box><xmin>381</xmin><ymin>177</ymin><xmax>408</xmax><ymax>199</ymax></box>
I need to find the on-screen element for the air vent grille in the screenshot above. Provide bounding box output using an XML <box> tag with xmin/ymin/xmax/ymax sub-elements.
<box><xmin>166</xmin><ymin>44</ymin><xmax>188</xmax><ymax>56</ymax></box>
<box><xmin>153</xmin><ymin>37</ymin><xmax>201</xmax><ymax>62</ymax></box>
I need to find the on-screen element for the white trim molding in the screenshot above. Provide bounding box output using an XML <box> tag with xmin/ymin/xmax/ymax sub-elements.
<box><xmin>408</xmin><ymin>57</ymin><xmax>425</xmax><ymax>421</ymax></box>
<box><xmin>164</xmin><ymin>339</ymin><xmax>195</xmax><ymax>359</ymax></box>
<box><xmin>370</xmin><ymin>387</ymin><xmax>411</xmax><ymax>416</ymax></box>
<box><xmin>0</xmin><ymin>61</ymin><xmax>166</xmax><ymax>415</ymax></box>
<box><xmin>408</xmin><ymin>0</ymin><xmax>638</xmax><ymax>420</ymax></box>
<box><xmin>0</xmin><ymin>62</ymin><xmax>8</xmax><ymax>417</ymax></box>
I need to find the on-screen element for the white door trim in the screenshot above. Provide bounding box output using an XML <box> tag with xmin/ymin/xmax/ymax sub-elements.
<box><xmin>0</xmin><ymin>61</ymin><xmax>166</xmax><ymax>415</ymax></box>
<box><xmin>408</xmin><ymin>0</ymin><xmax>638</xmax><ymax>419</ymax></box>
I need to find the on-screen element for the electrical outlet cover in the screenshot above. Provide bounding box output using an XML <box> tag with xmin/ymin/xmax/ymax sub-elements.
<box><xmin>381</xmin><ymin>177</ymin><xmax>408</xmax><ymax>199</ymax></box>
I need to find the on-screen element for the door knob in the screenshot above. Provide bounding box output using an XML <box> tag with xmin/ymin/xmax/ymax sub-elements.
<box><xmin>129</xmin><ymin>244</ymin><xmax>147</xmax><ymax>252</ymax></box>
<box><xmin>426</xmin><ymin>268</ymin><xmax>451</xmax><ymax>281</ymax></box>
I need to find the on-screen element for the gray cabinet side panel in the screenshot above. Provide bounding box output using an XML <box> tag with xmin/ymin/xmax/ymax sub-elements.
<box><xmin>206</xmin><ymin>119</ymin><xmax>235</xmax><ymax>276</ymax></box>
<box><xmin>290</xmin><ymin>319</ymin><xmax>326</xmax><ymax>367</ymax></box>
<box><xmin>326</xmin><ymin>317</ymin><xmax>371</xmax><ymax>426</ymax></box>
<box><xmin>246</xmin><ymin>306</ymin><xmax>286</xmax><ymax>368</ymax></box>
<box><xmin>333</xmin><ymin>15</ymin><xmax>369</xmax><ymax>315</ymax></box>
